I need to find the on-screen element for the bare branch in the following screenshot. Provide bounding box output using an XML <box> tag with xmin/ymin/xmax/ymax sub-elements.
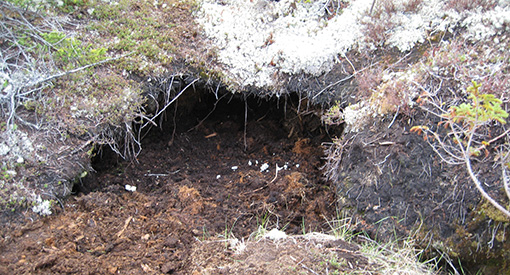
<box><xmin>465</xmin><ymin>154</ymin><xmax>510</xmax><ymax>217</ymax></box>
<box><xmin>141</xmin><ymin>78</ymin><xmax>199</xmax><ymax>130</ymax></box>
<box><xmin>502</xmin><ymin>168</ymin><xmax>510</xmax><ymax>205</ymax></box>
<box><xmin>28</xmin><ymin>53</ymin><xmax>134</xmax><ymax>88</ymax></box>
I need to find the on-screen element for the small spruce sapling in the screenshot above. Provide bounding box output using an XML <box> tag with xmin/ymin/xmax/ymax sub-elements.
<box><xmin>412</xmin><ymin>80</ymin><xmax>510</xmax><ymax>219</ymax></box>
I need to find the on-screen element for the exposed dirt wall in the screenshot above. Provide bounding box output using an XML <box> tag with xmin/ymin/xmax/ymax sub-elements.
<box><xmin>327</xmin><ymin>107</ymin><xmax>510</xmax><ymax>272</ymax></box>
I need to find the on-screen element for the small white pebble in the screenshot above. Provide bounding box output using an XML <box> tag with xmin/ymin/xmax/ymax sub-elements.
<box><xmin>296</xmin><ymin>164</ymin><xmax>300</xmax><ymax>168</ymax></box>
<box><xmin>256</xmin><ymin>160</ymin><xmax>259</xmax><ymax>165</ymax></box>
<box><xmin>125</xmin><ymin>184</ymin><xmax>137</xmax><ymax>192</ymax></box>
<box><xmin>216</xmin><ymin>175</ymin><xmax>221</xmax><ymax>179</ymax></box>
<box><xmin>248</xmin><ymin>160</ymin><xmax>252</xmax><ymax>166</ymax></box>
<box><xmin>231</xmin><ymin>166</ymin><xmax>238</xmax><ymax>171</ymax></box>
<box><xmin>16</xmin><ymin>156</ymin><xmax>24</xmax><ymax>164</ymax></box>
<box><xmin>260</xmin><ymin>163</ymin><xmax>269</xmax><ymax>172</ymax></box>
<box><xmin>283</xmin><ymin>164</ymin><xmax>288</xmax><ymax>170</ymax></box>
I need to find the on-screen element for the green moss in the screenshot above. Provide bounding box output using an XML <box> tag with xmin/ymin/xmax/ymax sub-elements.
<box><xmin>84</xmin><ymin>0</ymin><xmax>193</xmax><ymax>76</ymax></box>
<box><xmin>478</xmin><ymin>201</ymin><xmax>510</xmax><ymax>222</ymax></box>
<box><xmin>322</xmin><ymin>101</ymin><xmax>343</xmax><ymax>125</ymax></box>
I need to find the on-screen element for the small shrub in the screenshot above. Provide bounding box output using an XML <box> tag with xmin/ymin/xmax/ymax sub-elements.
<box><xmin>412</xmin><ymin>81</ymin><xmax>510</xmax><ymax>218</ymax></box>
<box><xmin>5</xmin><ymin>0</ymin><xmax>85</xmax><ymax>13</ymax></box>
<box><xmin>446</xmin><ymin>0</ymin><xmax>497</xmax><ymax>12</ymax></box>
<box><xmin>443</xmin><ymin>80</ymin><xmax>507</xmax><ymax>156</ymax></box>
<box><xmin>41</xmin><ymin>31</ymin><xmax>107</xmax><ymax>69</ymax></box>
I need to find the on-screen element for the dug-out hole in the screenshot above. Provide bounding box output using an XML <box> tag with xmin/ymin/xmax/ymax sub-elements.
<box><xmin>81</xmin><ymin>82</ymin><xmax>338</xmax><ymax>237</ymax></box>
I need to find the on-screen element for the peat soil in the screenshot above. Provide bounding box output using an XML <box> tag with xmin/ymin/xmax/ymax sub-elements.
<box><xmin>0</xmin><ymin>92</ymin><xmax>374</xmax><ymax>274</ymax></box>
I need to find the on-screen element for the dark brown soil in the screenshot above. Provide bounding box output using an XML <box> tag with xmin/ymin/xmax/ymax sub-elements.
<box><xmin>0</xmin><ymin>92</ymin><xmax>372</xmax><ymax>274</ymax></box>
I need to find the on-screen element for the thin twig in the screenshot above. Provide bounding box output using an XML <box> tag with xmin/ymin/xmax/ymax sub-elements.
<box><xmin>312</xmin><ymin>74</ymin><xmax>355</xmax><ymax>100</ymax></box>
<box><xmin>142</xmin><ymin>78</ymin><xmax>199</xmax><ymax>130</ymax></box>
<box><xmin>270</xmin><ymin>164</ymin><xmax>283</xmax><ymax>183</ymax></box>
<box><xmin>188</xmin><ymin>92</ymin><xmax>229</xmax><ymax>132</ymax></box>
<box><xmin>291</xmin><ymin>255</ymin><xmax>319</xmax><ymax>275</ymax></box>
<box><xmin>369</xmin><ymin>0</ymin><xmax>377</xmax><ymax>15</ymax></box>
<box><xmin>472</xmin><ymin>128</ymin><xmax>510</xmax><ymax>153</ymax></box>
<box><xmin>29</xmin><ymin>52</ymin><xmax>134</xmax><ymax>87</ymax></box>
<box><xmin>313</xmin><ymin>62</ymin><xmax>378</xmax><ymax>100</ymax></box>
<box><xmin>387</xmin><ymin>106</ymin><xmax>399</xmax><ymax>129</ymax></box>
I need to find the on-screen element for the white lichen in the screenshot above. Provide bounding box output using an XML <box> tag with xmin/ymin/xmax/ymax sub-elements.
<box><xmin>461</xmin><ymin>6</ymin><xmax>510</xmax><ymax>40</ymax></box>
<box><xmin>343</xmin><ymin>102</ymin><xmax>373</xmax><ymax>133</ymax></box>
<box><xmin>197</xmin><ymin>0</ymin><xmax>510</xmax><ymax>89</ymax></box>
<box><xmin>32</xmin><ymin>196</ymin><xmax>52</xmax><ymax>216</ymax></box>
<box><xmin>386</xmin><ymin>13</ymin><xmax>428</xmax><ymax>52</ymax></box>
<box><xmin>196</xmin><ymin>0</ymin><xmax>372</xmax><ymax>89</ymax></box>
<box><xmin>0</xmin><ymin>129</ymin><xmax>38</xmax><ymax>163</ymax></box>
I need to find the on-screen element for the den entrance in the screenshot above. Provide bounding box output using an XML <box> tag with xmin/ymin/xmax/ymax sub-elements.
<box><xmin>86</xmin><ymin>82</ymin><xmax>337</xmax><ymax>239</ymax></box>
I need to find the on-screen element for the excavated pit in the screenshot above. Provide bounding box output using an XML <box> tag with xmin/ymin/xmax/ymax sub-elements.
<box><xmin>0</xmin><ymin>81</ymin><xmax>355</xmax><ymax>275</ymax></box>
<box><xmin>82</xmin><ymin>82</ymin><xmax>339</xmax><ymax>238</ymax></box>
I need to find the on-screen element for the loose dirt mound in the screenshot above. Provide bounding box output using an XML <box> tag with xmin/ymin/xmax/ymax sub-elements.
<box><xmin>187</xmin><ymin>233</ymin><xmax>369</xmax><ymax>274</ymax></box>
